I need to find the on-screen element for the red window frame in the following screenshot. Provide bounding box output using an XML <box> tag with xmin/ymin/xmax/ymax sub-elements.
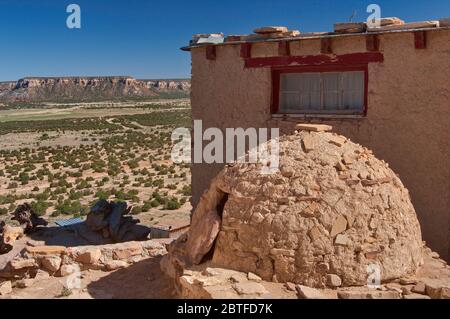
<box><xmin>271</xmin><ymin>64</ymin><xmax>369</xmax><ymax>116</ymax></box>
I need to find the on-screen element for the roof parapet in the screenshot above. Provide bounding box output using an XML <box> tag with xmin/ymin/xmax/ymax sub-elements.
<box><xmin>184</xmin><ymin>17</ymin><xmax>450</xmax><ymax>51</ymax></box>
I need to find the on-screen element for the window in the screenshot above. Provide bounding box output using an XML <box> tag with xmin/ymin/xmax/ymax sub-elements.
<box><xmin>274</xmin><ymin>68</ymin><xmax>367</xmax><ymax>115</ymax></box>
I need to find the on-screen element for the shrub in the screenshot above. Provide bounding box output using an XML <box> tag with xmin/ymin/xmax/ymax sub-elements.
<box><xmin>165</xmin><ymin>198</ymin><xmax>181</xmax><ymax>210</ymax></box>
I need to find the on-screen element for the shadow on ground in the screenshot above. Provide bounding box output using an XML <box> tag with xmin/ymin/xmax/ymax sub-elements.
<box><xmin>86</xmin><ymin>256</ymin><xmax>177</xmax><ymax>299</ymax></box>
<box><xmin>28</xmin><ymin>223</ymin><xmax>115</xmax><ymax>247</ymax></box>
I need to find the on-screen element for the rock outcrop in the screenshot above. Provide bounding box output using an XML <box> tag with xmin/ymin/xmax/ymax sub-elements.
<box><xmin>0</xmin><ymin>77</ymin><xmax>190</xmax><ymax>102</ymax></box>
<box><xmin>162</xmin><ymin>129</ymin><xmax>426</xmax><ymax>290</ymax></box>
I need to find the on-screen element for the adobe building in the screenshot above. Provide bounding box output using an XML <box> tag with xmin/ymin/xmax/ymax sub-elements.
<box><xmin>182</xmin><ymin>18</ymin><xmax>450</xmax><ymax>261</ymax></box>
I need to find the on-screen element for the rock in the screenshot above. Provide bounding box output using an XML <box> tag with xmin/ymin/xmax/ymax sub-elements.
<box><xmin>335</xmin><ymin>234</ymin><xmax>349</xmax><ymax>246</ymax></box>
<box><xmin>104</xmin><ymin>260</ymin><xmax>128</xmax><ymax>271</ymax></box>
<box><xmin>326</xmin><ymin>274</ymin><xmax>342</xmax><ymax>288</ymax></box>
<box><xmin>328</xmin><ymin>135</ymin><xmax>346</xmax><ymax>147</ymax></box>
<box><xmin>247</xmin><ymin>272</ymin><xmax>262</xmax><ymax>282</ymax></box>
<box><xmin>0</xmin><ymin>281</ymin><xmax>12</xmax><ymax>295</ymax></box>
<box><xmin>404</xmin><ymin>293</ymin><xmax>431</xmax><ymax>299</ymax></box>
<box><xmin>401</xmin><ymin>286</ymin><xmax>412</xmax><ymax>295</ymax></box>
<box><xmin>41</xmin><ymin>256</ymin><xmax>62</xmax><ymax>273</ymax></box>
<box><xmin>412</xmin><ymin>282</ymin><xmax>426</xmax><ymax>294</ymax></box>
<box><xmin>59</xmin><ymin>264</ymin><xmax>78</xmax><ymax>277</ymax></box>
<box><xmin>185</xmin><ymin>209</ymin><xmax>221</xmax><ymax>264</ymax></box>
<box><xmin>285</xmin><ymin>282</ymin><xmax>296</xmax><ymax>291</ymax></box>
<box><xmin>253</xmin><ymin>26</ymin><xmax>288</xmax><ymax>34</ymax></box>
<box><xmin>270</xmin><ymin>248</ymin><xmax>295</xmax><ymax>257</ymax></box>
<box><xmin>342</xmin><ymin>153</ymin><xmax>354</xmax><ymax>165</ymax></box>
<box><xmin>16</xmin><ymin>278</ymin><xmax>34</xmax><ymax>288</ymax></box>
<box><xmin>440</xmin><ymin>287</ymin><xmax>450</xmax><ymax>299</ymax></box>
<box><xmin>26</xmin><ymin>245</ymin><xmax>66</xmax><ymax>256</ymax></box>
<box><xmin>385</xmin><ymin>283</ymin><xmax>403</xmax><ymax>294</ymax></box>
<box><xmin>295</xmin><ymin>124</ymin><xmax>332</xmax><ymax>132</ymax></box>
<box><xmin>34</xmin><ymin>269</ymin><xmax>50</xmax><ymax>280</ymax></box>
<box><xmin>330</xmin><ymin>215</ymin><xmax>348</xmax><ymax>237</ymax></box>
<box><xmin>376</xmin><ymin>17</ymin><xmax>405</xmax><ymax>26</ymax></box>
<box><xmin>338</xmin><ymin>290</ymin><xmax>401</xmax><ymax>299</ymax></box>
<box><xmin>335</xmin><ymin>161</ymin><xmax>347</xmax><ymax>172</ymax></box>
<box><xmin>317</xmin><ymin>262</ymin><xmax>330</xmax><ymax>273</ymax></box>
<box><xmin>424</xmin><ymin>281</ymin><xmax>448</xmax><ymax>299</ymax></box>
<box><xmin>368</xmin><ymin>20</ymin><xmax>439</xmax><ymax>32</ymax></box>
<box><xmin>113</xmin><ymin>242</ymin><xmax>143</xmax><ymax>260</ymax></box>
<box><xmin>430</xmin><ymin>251</ymin><xmax>440</xmax><ymax>259</ymax></box>
<box><xmin>2</xmin><ymin>225</ymin><xmax>24</xmax><ymax>244</ymax></box>
<box><xmin>75</xmin><ymin>248</ymin><xmax>102</xmax><ymax>264</ymax></box>
<box><xmin>334</xmin><ymin>22</ymin><xmax>366</xmax><ymax>33</ymax></box>
<box><xmin>232</xmin><ymin>282</ymin><xmax>269</xmax><ymax>296</ymax></box>
<box><xmin>399</xmin><ymin>277</ymin><xmax>417</xmax><ymax>285</ymax></box>
<box><xmin>296</xmin><ymin>285</ymin><xmax>327</xmax><ymax>299</ymax></box>
<box><xmin>10</xmin><ymin>258</ymin><xmax>37</xmax><ymax>270</ymax></box>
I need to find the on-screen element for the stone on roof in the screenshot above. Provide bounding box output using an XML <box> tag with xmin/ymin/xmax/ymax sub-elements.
<box><xmin>253</xmin><ymin>26</ymin><xmax>288</xmax><ymax>34</ymax></box>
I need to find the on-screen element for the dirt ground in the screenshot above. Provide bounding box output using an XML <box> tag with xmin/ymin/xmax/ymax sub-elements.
<box><xmin>2</xmin><ymin>257</ymin><xmax>177</xmax><ymax>299</ymax></box>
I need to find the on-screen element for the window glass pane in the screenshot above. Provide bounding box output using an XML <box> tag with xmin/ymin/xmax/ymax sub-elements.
<box><xmin>278</xmin><ymin>70</ymin><xmax>364</xmax><ymax>114</ymax></box>
<box><xmin>342</xmin><ymin>71</ymin><xmax>364</xmax><ymax>110</ymax></box>
<box><xmin>323</xmin><ymin>73</ymin><xmax>340</xmax><ymax>109</ymax></box>
<box><xmin>280</xmin><ymin>92</ymin><xmax>300</xmax><ymax>111</ymax></box>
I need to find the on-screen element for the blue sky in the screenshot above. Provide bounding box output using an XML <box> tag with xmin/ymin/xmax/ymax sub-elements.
<box><xmin>0</xmin><ymin>0</ymin><xmax>448</xmax><ymax>81</ymax></box>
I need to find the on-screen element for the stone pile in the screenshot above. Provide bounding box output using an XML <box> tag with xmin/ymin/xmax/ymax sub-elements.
<box><xmin>166</xmin><ymin>245</ymin><xmax>449</xmax><ymax>299</ymax></box>
<box><xmin>161</xmin><ymin>126</ymin><xmax>449</xmax><ymax>298</ymax></box>
<box><xmin>0</xmin><ymin>239</ymin><xmax>167</xmax><ymax>294</ymax></box>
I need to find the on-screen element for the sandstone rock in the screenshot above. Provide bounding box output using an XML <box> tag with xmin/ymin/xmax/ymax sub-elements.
<box><xmin>185</xmin><ymin>209</ymin><xmax>221</xmax><ymax>264</ymax></box>
<box><xmin>328</xmin><ymin>135</ymin><xmax>346</xmax><ymax>147</ymax></box>
<box><xmin>296</xmin><ymin>285</ymin><xmax>327</xmax><ymax>299</ymax></box>
<box><xmin>399</xmin><ymin>277</ymin><xmax>417</xmax><ymax>285</ymax></box>
<box><xmin>75</xmin><ymin>248</ymin><xmax>102</xmax><ymax>264</ymax></box>
<box><xmin>412</xmin><ymin>282</ymin><xmax>426</xmax><ymax>294</ymax></box>
<box><xmin>34</xmin><ymin>269</ymin><xmax>50</xmax><ymax>280</ymax></box>
<box><xmin>377</xmin><ymin>17</ymin><xmax>405</xmax><ymax>26</ymax></box>
<box><xmin>232</xmin><ymin>282</ymin><xmax>269</xmax><ymax>296</ymax></box>
<box><xmin>247</xmin><ymin>272</ymin><xmax>262</xmax><ymax>282</ymax></box>
<box><xmin>317</xmin><ymin>262</ymin><xmax>330</xmax><ymax>274</ymax></box>
<box><xmin>112</xmin><ymin>242</ymin><xmax>143</xmax><ymax>260</ymax></box>
<box><xmin>296</xmin><ymin>124</ymin><xmax>332</xmax><ymax>132</ymax></box>
<box><xmin>10</xmin><ymin>258</ymin><xmax>37</xmax><ymax>270</ymax></box>
<box><xmin>285</xmin><ymin>282</ymin><xmax>296</xmax><ymax>291</ymax></box>
<box><xmin>59</xmin><ymin>264</ymin><xmax>77</xmax><ymax>277</ymax></box>
<box><xmin>368</xmin><ymin>20</ymin><xmax>439</xmax><ymax>32</ymax></box>
<box><xmin>41</xmin><ymin>256</ymin><xmax>62</xmax><ymax>273</ymax></box>
<box><xmin>0</xmin><ymin>281</ymin><xmax>12</xmax><ymax>295</ymax></box>
<box><xmin>254</xmin><ymin>26</ymin><xmax>288</xmax><ymax>34</ymax></box>
<box><xmin>326</xmin><ymin>274</ymin><xmax>342</xmax><ymax>288</ymax></box>
<box><xmin>334</xmin><ymin>22</ymin><xmax>366</xmax><ymax>33</ymax></box>
<box><xmin>105</xmin><ymin>260</ymin><xmax>128</xmax><ymax>271</ymax></box>
<box><xmin>338</xmin><ymin>290</ymin><xmax>401</xmax><ymax>299</ymax></box>
<box><xmin>385</xmin><ymin>283</ymin><xmax>403</xmax><ymax>294</ymax></box>
<box><xmin>330</xmin><ymin>215</ymin><xmax>348</xmax><ymax>237</ymax></box>
<box><xmin>335</xmin><ymin>234</ymin><xmax>349</xmax><ymax>246</ymax></box>
<box><xmin>26</xmin><ymin>245</ymin><xmax>66</xmax><ymax>256</ymax></box>
<box><xmin>335</xmin><ymin>161</ymin><xmax>347</xmax><ymax>172</ymax></box>
<box><xmin>2</xmin><ymin>225</ymin><xmax>24</xmax><ymax>244</ymax></box>
<box><xmin>404</xmin><ymin>293</ymin><xmax>431</xmax><ymax>299</ymax></box>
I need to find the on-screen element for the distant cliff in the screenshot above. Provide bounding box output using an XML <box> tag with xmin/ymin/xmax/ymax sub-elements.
<box><xmin>0</xmin><ymin>76</ymin><xmax>190</xmax><ymax>102</ymax></box>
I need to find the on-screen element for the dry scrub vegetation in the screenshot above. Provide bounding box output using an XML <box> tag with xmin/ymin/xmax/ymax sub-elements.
<box><xmin>0</xmin><ymin>103</ymin><xmax>192</xmax><ymax>228</ymax></box>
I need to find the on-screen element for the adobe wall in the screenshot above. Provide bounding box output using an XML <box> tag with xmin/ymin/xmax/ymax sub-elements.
<box><xmin>189</xmin><ymin>29</ymin><xmax>450</xmax><ymax>260</ymax></box>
